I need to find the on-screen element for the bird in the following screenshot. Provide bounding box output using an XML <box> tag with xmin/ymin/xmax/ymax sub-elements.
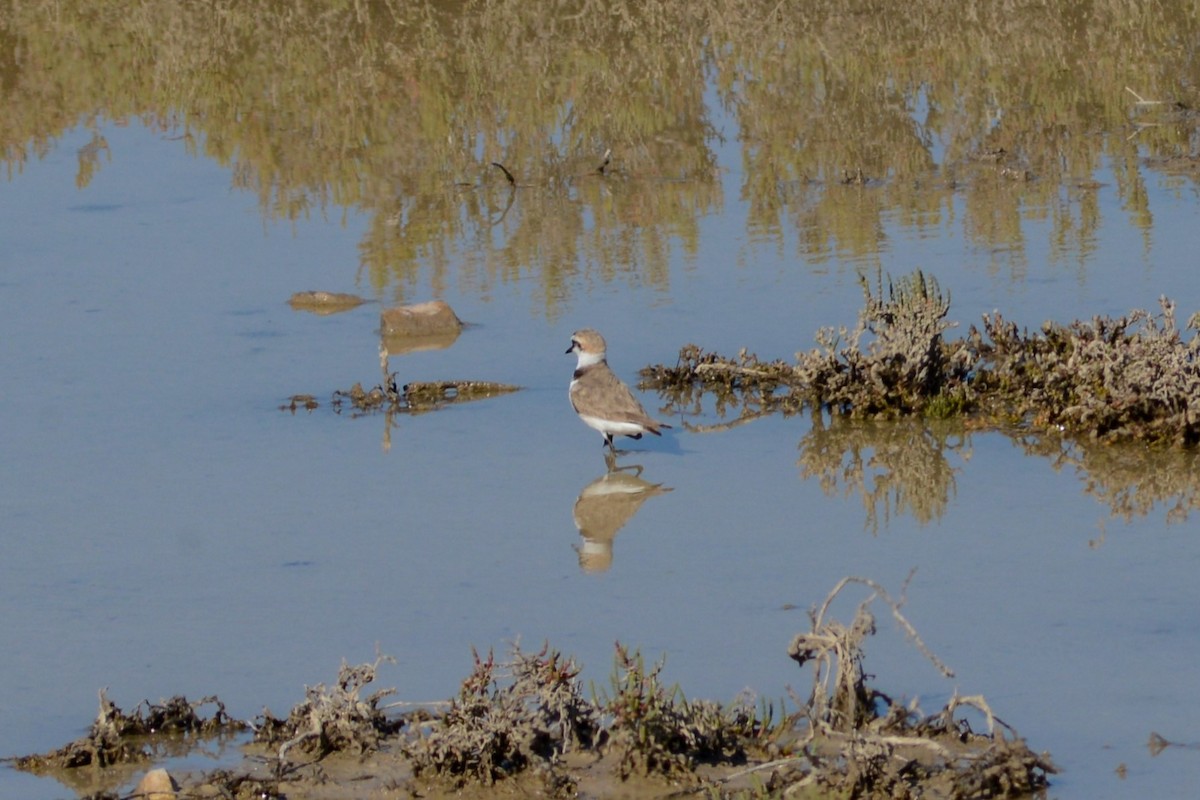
<box><xmin>566</xmin><ymin>328</ymin><xmax>671</xmax><ymax>452</ymax></box>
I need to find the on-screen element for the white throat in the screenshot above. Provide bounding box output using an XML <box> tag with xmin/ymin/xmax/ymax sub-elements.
<box><xmin>574</xmin><ymin>350</ymin><xmax>606</xmax><ymax>369</ymax></box>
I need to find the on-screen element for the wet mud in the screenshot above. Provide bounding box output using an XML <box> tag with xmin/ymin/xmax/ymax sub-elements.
<box><xmin>12</xmin><ymin>580</ymin><xmax>1053</xmax><ymax>799</ymax></box>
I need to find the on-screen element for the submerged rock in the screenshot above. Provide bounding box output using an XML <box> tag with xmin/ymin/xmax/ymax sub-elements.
<box><xmin>287</xmin><ymin>291</ymin><xmax>368</xmax><ymax>314</ymax></box>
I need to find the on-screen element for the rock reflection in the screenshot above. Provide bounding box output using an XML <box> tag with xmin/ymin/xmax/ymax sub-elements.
<box><xmin>572</xmin><ymin>463</ymin><xmax>672</xmax><ymax>573</ymax></box>
<box><xmin>798</xmin><ymin>415</ymin><xmax>966</xmax><ymax>534</ymax></box>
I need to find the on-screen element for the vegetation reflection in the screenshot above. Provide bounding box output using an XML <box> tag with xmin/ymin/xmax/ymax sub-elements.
<box><xmin>3</xmin><ymin>0</ymin><xmax>1200</xmax><ymax>299</ymax></box>
<box><xmin>798</xmin><ymin>416</ymin><xmax>964</xmax><ymax>534</ymax></box>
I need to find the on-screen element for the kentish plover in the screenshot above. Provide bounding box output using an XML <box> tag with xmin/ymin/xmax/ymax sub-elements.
<box><xmin>567</xmin><ymin>329</ymin><xmax>671</xmax><ymax>452</ymax></box>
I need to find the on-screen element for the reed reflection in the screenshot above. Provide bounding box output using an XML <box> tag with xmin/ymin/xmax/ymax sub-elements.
<box><xmin>572</xmin><ymin>463</ymin><xmax>672</xmax><ymax>573</ymax></box>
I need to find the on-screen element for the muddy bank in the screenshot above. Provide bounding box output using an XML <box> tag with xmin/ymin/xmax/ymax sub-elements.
<box><xmin>12</xmin><ymin>579</ymin><xmax>1053</xmax><ymax>799</ymax></box>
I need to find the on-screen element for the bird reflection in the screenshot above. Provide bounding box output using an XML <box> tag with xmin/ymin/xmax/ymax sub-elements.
<box><xmin>572</xmin><ymin>462</ymin><xmax>672</xmax><ymax>572</ymax></box>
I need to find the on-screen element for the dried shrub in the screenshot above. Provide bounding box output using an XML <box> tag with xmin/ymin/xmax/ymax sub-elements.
<box><xmin>192</xmin><ymin>769</ymin><xmax>285</xmax><ymax>800</ymax></box>
<box><xmin>971</xmin><ymin>298</ymin><xmax>1200</xmax><ymax>444</ymax></box>
<box><xmin>403</xmin><ymin>644</ymin><xmax>600</xmax><ymax>786</ymax></box>
<box><xmin>254</xmin><ymin>656</ymin><xmax>402</xmax><ymax>762</ymax></box>
<box><xmin>601</xmin><ymin>644</ymin><xmax>766</xmax><ymax>779</ymax></box>
<box><xmin>795</xmin><ymin>270</ymin><xmax>967</xmax><ymax>417</ymax></box>
<box><xmin>20</xmin><ymin>600</ymin><xmax>1055</xmax><ymax>798</ymax></box>
<box><xmin>284</xmin><ymin>378</ymin><xmax>520</xmax><ymax>415</ymax></box>
<box><xmin>642</xmin><ymin>270</ymin><xmax>969</xmax><ymax>422</ymax></box>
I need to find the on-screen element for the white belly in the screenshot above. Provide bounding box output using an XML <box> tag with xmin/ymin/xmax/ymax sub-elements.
<box><xmin>579</xmin><ymin>413</ymin><xmax>645</xmax><ymax>436</ymax></box>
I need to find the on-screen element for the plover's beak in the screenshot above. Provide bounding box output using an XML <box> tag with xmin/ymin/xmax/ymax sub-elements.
<box><xmin>565</xmin><ymin>342</ymin><xmax>576</xmax><ymax>354</ymax></box>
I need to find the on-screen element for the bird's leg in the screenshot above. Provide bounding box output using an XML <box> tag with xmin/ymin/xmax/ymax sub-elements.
<box><xmin>603</xmin><ymin>434</ymin><xmax>629</xmax><ymax>457</ymax></box>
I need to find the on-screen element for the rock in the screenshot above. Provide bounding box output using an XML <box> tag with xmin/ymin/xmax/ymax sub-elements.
<box><xmin>133</xmin><ymin>768</ymin><xmax>178</xmax><ymax>800</ymax></box>
<box><xmin>380</xmin><ymin>300</ymin><xmax>463</xmax><ymax>338</ymax></box>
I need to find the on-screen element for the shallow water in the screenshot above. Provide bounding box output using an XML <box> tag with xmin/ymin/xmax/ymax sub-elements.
<box><xmin>5</xmin><ymin>5</ymin><xmax>1200</xmax><ymax>798</ymax></box>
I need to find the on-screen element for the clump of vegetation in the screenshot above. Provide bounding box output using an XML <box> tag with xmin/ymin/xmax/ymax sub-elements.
<box><xmin>403</xmin><ymin>645</ymin><xmax>600</xmax><ymax>788</ymax></box>
<box><xmin>969</xmin><ymin>298</ymin><xmax>1200</xmax><ymax>445</ymax></box>
<box><xmin>641</xmin><ymin>270</ymin><xmax>968</xmax><ymax>423</ymax></box>
<box><xmin>643</xmin><ymin>269</ymin><xmax>1200</xmax><ymax>446</ymax></box>
<box><xmin>796</xmin><ymin>271</ymin><xmax>969</xmax><ymax>417</ymax></box>
<box><xmin>640</xmin><ymin>344</ymin><xmax>795</xmax><ymax>424</ymax></box>
<box><xmin>396</xmin><ymin>380</ymin><xmax>521</xmax><ymax>410</ymax></box>
<box><xmin>601</xmin><ymin>644</ymin><xmax>773</xmax><ymax>779</ymax></box>
<box><xmin>13</xmin><ymin>691</ymin><xmax>243</xmax><ymax>772</ymax></box>
<box><xmin>401</xmin><ymin>585</ymin><xmax>1052</xmax><ymax>799</ymax></box>
<box><xmin>254</xmin><ymin>655</ymin><xmax>403</xmax><ymax>762</ymax></box>
<box><xmin>403</xmin><ymin>642</ymin><xmax>775</xmax><ymax>791</ymax></box>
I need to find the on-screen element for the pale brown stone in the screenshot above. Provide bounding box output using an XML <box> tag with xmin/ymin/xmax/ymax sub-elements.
<box><xmin>380</xmin><ymin>300</ymin><xmax>463</xmax><ymax>337</ymax></box>
<box><xmin>133</xmin><ymin>768</ymin><xmax>178</xmax><ymax>800</ymax></box>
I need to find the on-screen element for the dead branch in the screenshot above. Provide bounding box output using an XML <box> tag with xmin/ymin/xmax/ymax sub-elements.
<box><xmin>490</xmin><ymin>161</ymin><xmax>516</xmax><ymax>185</ymax></box>
<box><xmin>813</xmin><ymin>574</ymin><xmax>954</xmax><ymax>679</ymax></box>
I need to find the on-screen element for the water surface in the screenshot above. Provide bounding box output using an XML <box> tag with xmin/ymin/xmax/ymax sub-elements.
<box><xmin>4</xmin><ymin>4</ymin><xmax>1200</xmax><ymax>798</ymax></box>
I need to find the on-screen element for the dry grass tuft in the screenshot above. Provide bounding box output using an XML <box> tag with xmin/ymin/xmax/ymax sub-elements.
<box><xmin>254</xmin><ymin>655</ymin><xmax>402</xmax><ymax>763</ymax></box>
<box><xmin>403</xmin><ymin>644</ymin><xmax>599</xmax><ymax>788</ymax></box>
<box><xmin>601</xmin><ymin>643</ymin><xmax>769</xmax><ymax>779</ymax></box>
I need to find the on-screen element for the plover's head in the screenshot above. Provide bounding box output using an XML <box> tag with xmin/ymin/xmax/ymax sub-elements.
<box><xmin>566</xmin><ymin>329</ymin><xmax>607</xmax><ymax>360</ymax></box>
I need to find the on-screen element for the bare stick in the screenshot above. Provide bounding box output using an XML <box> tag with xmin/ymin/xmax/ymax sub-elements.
<box><xmin>1125</xmin><ymin>86</ymin><xmax>1165</xmax><ymax>105</ymax></box>
<box><xmin>381</xmin><ymin>699</ymin><xmax>451</xmax><ymax>710</ymax></box>
<box><xmin>944</xmin><ymin>692</ymin><xmax>1009</xmax><ymax>737</ymax></box>
<box><xmin>490</xmin><ymin>161</ymin><xmax>516</xmax><ymax>185</ymax></box>
<box><xmin>812</xmin><ymin>575</ymin><xmax>954</xmax><ymax>678</ymax></box>
<box><xmin>694</xmin><ymin>362</ymin><xmax>789</xmax><ymax>380</ymax></box>
<box><xmin>682</xmin><ymin>410</ymin><xmax>771</xmax><ymax>433</ymax></box>
<box><xmin>278</xmin><ymin>725</ymin><xmax>320</xmax><ymax>764</ymax></box>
